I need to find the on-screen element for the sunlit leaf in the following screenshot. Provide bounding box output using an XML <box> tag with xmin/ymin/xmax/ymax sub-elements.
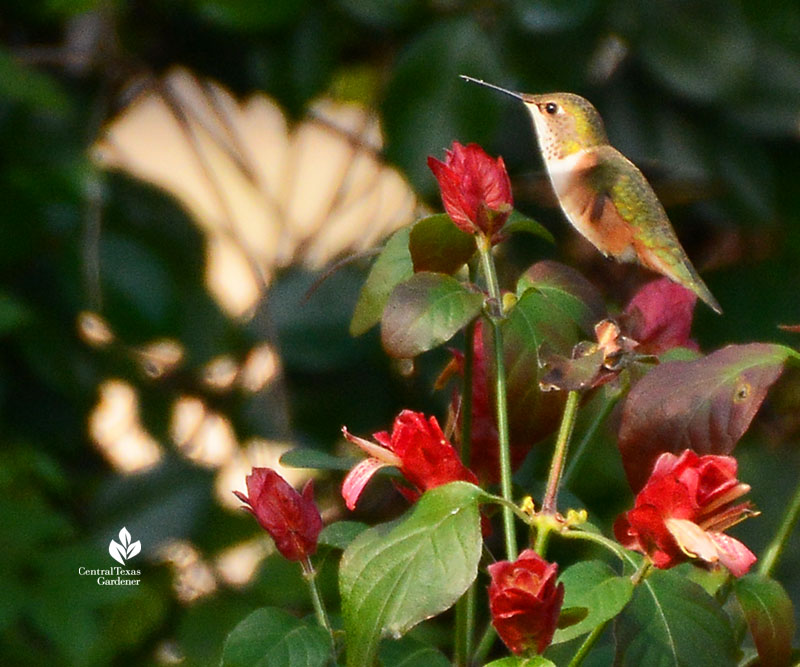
<box><xmin>93</xmin><ymin>67</ymin><xmax>419</xmax><ymax>318</ymax></box>
<box><xmin>408</xmin><ymin>214</ymin><xmax>476</xmax><ymax>274</ymax></box>
<box><xmin>614</xmin><ymin>569</ymin><xmax>737</xmax><ymax>666</ymax></box>
<box><xmin>339</xmin><ymin>482</ymin><xmax>484</xmax><ymax>667</ymax></box>
<box><xmin>350</xmin><ymin>227</ymin><xmax>413</xmax><ymax>336</ymax></box>
<box><xmin>552</xmin><ymin>560</ymin><xmax>633</xmax><ymax>644</ymax></box>
<box><xmin>618</xmin><ymin>343</ymin><xmax>795</xmax><ymax>491</ymax></box>
<box><xmin>734</xmin><ymin>573</ymin><xmax>795</xmax><ymax>667</ymax></box>
<box><xmin>380</xmin><ymin>272</ymin><xmax>483</xmax><ymax>358</ymax></box>
<box><xmin>221</xmin><ymin>607</ymin><xmax>330</xmax><ymax>667</ymax></box>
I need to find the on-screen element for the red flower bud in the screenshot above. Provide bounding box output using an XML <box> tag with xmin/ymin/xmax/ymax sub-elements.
<box><xmin>427</xmin><ymin>142</ymin><xmax>513</xmax><ymax>242</ymax></box>
<box><xmin>234</xmin><ymin>468</ymin><xmax>323</xmax><ymax>562</ymax></box>
<box><xmin>614</xmin><ymin>450</ymin><xmax>757</xmax><ymax>576</ymax></box>
<box><xmin>341</xmin><ymin>410</ymin><xmax>478</xmax><ymax>510</ymax></box>
<box><xmin>488</xmin><ymin>550</ymin><xmax>564</xmax><ymax>655</ymax></box>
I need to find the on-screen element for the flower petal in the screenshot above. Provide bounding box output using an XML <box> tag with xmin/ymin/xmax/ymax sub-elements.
<box><xmin>342</xmin><ymin>426</ymin><xmax>402</xmax><ymax>465</ymax></box>
<box><xmin>342</xmin><ymin>457</ymin><xmax>393</xmax><ymax>510</ymax></box>
<box><xmin>707</xmin><ymin>531</ymin><xmax>757</xmax><ymax>577</ymax></box>
<box><xmin>665</xmin><ymin>517</ymin><xmax>720</xmax><ymax>562</ymax></box>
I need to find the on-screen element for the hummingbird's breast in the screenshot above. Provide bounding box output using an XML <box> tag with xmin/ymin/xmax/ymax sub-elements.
<box><xmin>544</xmin><ymin>148</ymin><xmax>637</xmax><ymax>262</ymax></box>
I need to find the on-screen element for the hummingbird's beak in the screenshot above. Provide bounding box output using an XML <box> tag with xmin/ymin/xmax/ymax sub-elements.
<box><xmin>459</xmin><ymin>75</ymin><xmax>524</xmax><ymax>101</ymax></box>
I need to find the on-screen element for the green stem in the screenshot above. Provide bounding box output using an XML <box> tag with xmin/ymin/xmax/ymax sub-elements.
<box><xmin>567</xmin><ymin>558</ymin><xmax>651</xmax><ymax>666</ymax></box>
<box><xmin>454</xmin><ymin>584</ymin><xmax>476</xmax><ymax>665</ymax></box>
<box><xmin>454</xmin><ymin>321</ymin><xmax>476</xmax><ymax>666</ymax></box>
<box><xmin>562</xmin><ymin>392</ymin><xmax>619</xmax><ymax>488</ymax></box>
<box><xmin>568</xmin><ymin>618</ymin><xmax>609</xmax><ymax>667</ymax></box>
<box><xmin>560</xmin><ymin>528</ymin><xmax>639</xmax><ymax>569</ymax></box>
<box><xmin>473</xmin><ymin>622</ymin><xmax>496</xmax><ymax>666</ymax></box>
<box><xmin>542</xmin><ymin>390</ymin><xmax>580</xmax><ymax>515</ymax></box>
<box><xmin>303</xmin><ymin>559</ymin><xmax>335</xmax><ymax>655</ymax></box>
<box><xmin>478</xmin><ymin>238</ymin><xmax>516</xmax><ymax>561</ymax></box>
<box><xmin>533</xmin><ymin>524</ymin><xmax>552</xmax><ymax>557</ymax></box>
<box><xmin>758</xmin><ymin>471</ymin><xmax>800</xmax><ymax>577</ymax></box>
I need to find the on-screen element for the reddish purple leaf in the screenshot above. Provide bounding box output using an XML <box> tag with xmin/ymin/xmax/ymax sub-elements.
<box><xmin>618</xmin><ymin>343</ymin><xmax>792</xmax><ymax>491</ymax></box>
<box><xmin>734</xmin><ymin>574</ymin><xmax>795</xmax><ymax>667</ymax></box>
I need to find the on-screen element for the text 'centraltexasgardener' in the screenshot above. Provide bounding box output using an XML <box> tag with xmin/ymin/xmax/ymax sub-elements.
<box><xmin>78</xmin><ymin>566</ymin><xmax>141</xmax><ymax>586</ymax></box>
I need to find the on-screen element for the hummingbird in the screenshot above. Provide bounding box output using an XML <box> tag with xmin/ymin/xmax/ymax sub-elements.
<box><xmin>461</xmin><ymin>75</ymin><xmax>722</xmax><ymax>314</ymax></box>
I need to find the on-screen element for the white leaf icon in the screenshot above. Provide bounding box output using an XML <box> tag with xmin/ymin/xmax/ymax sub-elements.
<box><xmin>126</xmin><ymin>540</ymin><xmax>141</xmax><ymax>560</ymax></box>
<box><xmin>109</xmin><ymin>540</ymin><xmax>127</xmax><ymax>565</ymax></box>
<box><xmin>119</xmin><ymin>527</ymin><xmax>131</xmax><ymax>548</ymax></box>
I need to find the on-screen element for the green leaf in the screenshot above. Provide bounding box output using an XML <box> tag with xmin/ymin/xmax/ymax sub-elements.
<box><xmin>318</xmin><ymin>521</ymin><xmax>369</xmax><ymax>550</ymax></box>
<box><xmin>339</xmin><ymin>482</ymin><xmax>484</xmax><ymax>667</ymax></box>
<box><xmin>350</xmin><ymin>227</ymin><xmax>413</xmax><ymax>336</ymax></box>
<box><xmin>552</xmin><ymin>560</ymin><xmax>633</xmax><ymax>644</ymax></box>
<box><xmin>408</xmin><ymin>214</ymin><xmax>476</xmax><ymax>274</ymax></box>
<box><xmin>515</xmin><ymin>260</ymin><xmax>605</xmax><ymax>335</ymax></box>
<box><xmin>485</xmin><ymin>657</ymin><xmax>556</xmax><ymax>667</ymax></box>
<box><xmin>221</xmin><ymin>607</ymin><xmax>330</xmax><ymax>667</ymax></box>
<box><xmin>618</xmin><ymin>343</ymin><xmax>794</xmax><ymax>491</ymax></box>
<box><xmin>614</xmin><ymin>568</ymin><xmax>737</xmax><ymax>666</ymax></box>
<box><xmin>734</xmin><ymin>573</ymin><xmax>795</xmax><ymax>667</ymax></box>
<box><xmin>501</xmin><ymin>286</ymin><xmax>584</xmax><ymax>448</ymax></box>
<box><xmin>502</xmin><ymin>210</ymin><xmax>554</xmax><ymax>243</ymax></box>
<box><xmin>280</xmin><ymin>448</ymin><xmax>358</xmax><ymax>471</ymax></box>
<box><xmin>378</xmin><ymin>636</ymin><xmax>451</xmax><ymax>666</ymax></box>
<box><xmin>381</xmin><ymin>272</ymin><xmax>483</xmax><ymax>358</ymax></box>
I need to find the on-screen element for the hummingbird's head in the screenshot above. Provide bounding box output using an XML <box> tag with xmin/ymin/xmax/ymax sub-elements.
<box><xmin>520</xmin><ymin>93</ymin><xmax>608</xmax><ymax>160</ymax></box>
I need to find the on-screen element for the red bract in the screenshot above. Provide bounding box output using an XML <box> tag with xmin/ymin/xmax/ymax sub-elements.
<box><xmin>614</xmin><ymin>450</ymin><xmax>757</xmax><ymax>576</ymax></box>
<box><xmin>622</xmin><ymin>277</ymin><xmax>698</xmax><ymax>355</ymax></box>
<box><xmin>488</xmin><ymin>549</ymin><xmax>565</xmax><ymax>655</ymax></box>
<box><xmin>234</xmin><ymin>468</ymin><xmax>323</xmax><ymax>562</ymax></box>
<box><xmin>341</xmin><ymin>410</ymin><xmax>478</xmax><ymax>510</ymax></box>
<box><xmin>427</xmin><ymin>141</ymin><xmax>513</xmax><ymax>241</ymax></box>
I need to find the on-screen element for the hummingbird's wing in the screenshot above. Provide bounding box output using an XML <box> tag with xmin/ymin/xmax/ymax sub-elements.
<box><xmin>583</xmin><ymin>146</ymin><xmax>722</xmax><ymax>314</ymax></box>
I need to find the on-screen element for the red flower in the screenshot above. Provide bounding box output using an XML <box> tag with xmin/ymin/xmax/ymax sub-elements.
<box><xmin>234</xmin><ymin>468</ymin><xmax>323</xmax><ymax>562</ymax></box>
<box><xmin>427</xmin><ymin>142</ymin><xmax>513</xmax><ymax>241</ymax></box>
<box><xmin>614</xmin><ymin>450</ymin><xmax>757</xmax><ymax>576</ymax></box>
<box><xmin>622</xmin><ymin>278</ymin><xmax>698</xmax><ymax>355</ymax></box>
<box><xmin>341</xmin><ymin>410</ymin><xmax>478</xmax><ymax>510</ymax></box>
<box><xmin>488</xmin><ymin>549</ymin><xmax>565</xmax><ymax>655</ymax></box>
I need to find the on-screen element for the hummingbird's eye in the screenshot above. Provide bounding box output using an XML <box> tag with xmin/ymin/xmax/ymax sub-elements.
<box><xmin>544</xmin><ymin>102</ymin><xmax>559</xmax><ymax>115</ymax></box>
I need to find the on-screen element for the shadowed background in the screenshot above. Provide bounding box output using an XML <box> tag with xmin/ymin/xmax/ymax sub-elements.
<box><xmin>2</xmin><ymin>0</ymin><xmax>800</xmax><ymax>664</ymax></box>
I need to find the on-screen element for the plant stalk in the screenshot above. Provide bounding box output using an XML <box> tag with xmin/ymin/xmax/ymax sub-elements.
<box><xmin>568</xmin><ymin>618</ymin><xmax>609</xmax><ymax>667</ymax></box>
<box><xmin>758</xmin><ymin>470</ymin><xmax>800</xmax><ymax>577</ymax></box>
<box><xmin>478</xmin><ymin>238</ymin><xmax>516</xmax><ymax>561</ymax></box>
<box><xmin>454</xmin><ymin>320</ymin><xmax>477</xmax><ymax>666</ymax></box>
<box><xmin>542</xmin><ymin>390</ymin><xmax>580</xmax><ymax>515</ymax></box>
<box><xmin>473</xmin><ymin>622</ymin><xmax>496</xmax><ymax>666</ymax></box>
<box><xmin>303</xmin><ymin>558</ymin><xmax>335</xmax><ymax>654</ymax></box>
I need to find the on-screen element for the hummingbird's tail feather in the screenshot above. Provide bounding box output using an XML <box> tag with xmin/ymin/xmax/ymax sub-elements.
<box><xmin>634</xmin><ymin>240</ymin><xmax>722</xmax><ymax>314</ymax></box>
